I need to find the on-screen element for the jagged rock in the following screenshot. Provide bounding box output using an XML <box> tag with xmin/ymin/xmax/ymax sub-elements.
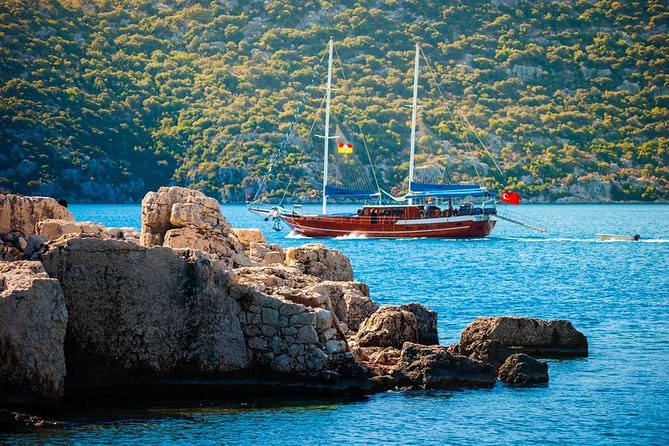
<box><xmin>36</xmin><ymin>219</ymin><xmax>105</xmax><ymax>241</ymax></box>
<box><xmin>163</xmin><ymin>227</ymin><xmax>251</xmax><ymax>269</ymax></box>
<box><xmin>498</xmin><ymin>353</ymin><xmax>549</xmax><ymax>384</ymax></box>
<box><xmin>355</xmin><ymin>306</ymin><xmax>418</xmax><ymax>349</ymax></box>
<box><xmin>232</xmin><ymin>228</ymin><xmax>267</xmax><ymax>247</ymax></box>
<box><xmin>23</xmin><ymin>235</ymin><xmax>49</xmax><ymax>260</ymax></box>
<box><xmin>460</xmin><ymin>317</ymin><xmax>588</xmax><ymax>358</ymax></box>
<box><xmin>140</xmin><ymin>186</ymin><xmax>231</xmax><ymax>247</ymax></box>
<box><xmin>250</xmin><ymin>243</ymin><xmax>285</xmax><ymax>265</ymax></box>
<box><xmin>0</xmin><ymin>261</ymin><xmax>67</xmax><ymax>403</ymax></box>
<box><xmin>0</xmin><ymin>193</ymin><xmax>73</xmax><ymax>238</ymax></box>
<box><xmin>170</xmin><ymin>201</ymin><xmax>221</xmax><ymax>229</ymax></box>
<box><xmin>401</xmin><ymin>303</ymin><xmax>438</xmax><ymax>345</ymax></box>
<box><xmin>106</xmin><ymin>227</ymin><xmax>140</xmax><ymax>243</ymax></box>
<box><xmin>392</xmin><ymin>343</ymin><xmax>496</xmax><ymax>390</ymax></box>
<box><xmin>448</xmin><ymin>339</ymin><xmax>513</xmax><ymax>371</ymax></box>
<box><xmin>285</xmin><ymin>243</ymin><xmax>353</xmax><ymax>281</ymax></box>
<box><xmin>309</xmin><ymin>281</ymin><xmax>377</xmax><ymax>332</ymax></box>
<box><xmin>41</xmin><ymin>237</ymin><xmax>252</xmax><ymax>388</ymax></box>
<box><xmin>354</xmin><ymin>302</ymin><xmax>438</xmax><ymax>349</ymax></box>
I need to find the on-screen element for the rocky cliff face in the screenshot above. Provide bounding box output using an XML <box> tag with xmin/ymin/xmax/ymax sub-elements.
<box><xmin>41</xmin><ymin>238</ymin><xmax>251</xmax><ymax>388</ymax></box>
<box><xmin>0</xmin><ymin>261</ymin><xmax>67</xmax><ymax>404</ymax></box>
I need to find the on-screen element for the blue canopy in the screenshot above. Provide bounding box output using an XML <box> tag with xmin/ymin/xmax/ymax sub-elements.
<box><xmin>325</xmin><ymin>186</ymin><xmax>379</xmax><ymax>198</ymax></box>
<box><xmin>406</xmin><ymin>182</ymin><xmax>492</xmax><ymax>199</ymax></box>
<box><xmin>410</xmin><ymin>182</ymin><xmax>481</xmax><ymax>192</ymax></box>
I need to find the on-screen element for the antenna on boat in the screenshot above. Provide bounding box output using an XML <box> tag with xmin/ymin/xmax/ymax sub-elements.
<box><xmin>408</xmin><ymin>42</ymin><xmax>420</xmax><ymax>205</ymax></box>
<box><xmin>322</xmin><ymin>37</ymin><xmax>334</xmax><ymax>215</ymax></box>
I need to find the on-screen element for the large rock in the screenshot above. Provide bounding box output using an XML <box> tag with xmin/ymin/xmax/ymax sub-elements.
<box><xmin>392</xmin><ymin>343</ymin><xmax>496</xmax><ymax>389</ymax></box>
<box><xmin>41</xmin><ymin>237</ymin><xmax>251</xmax><ymax>388</ymax></box>
<box><xmin>448</xmin><ymin>339</ymin><xmax>513</xmax><ymax>371</ymax></box>
<box><xmin>36</xmin><ymin>219</ymin><xmax>105</xmax><ymax>241</ymax></box>
<box><xmin>460</xmin><ymin>317</ymin><xmax>588</xmax><ymax>357</ymax></box>
<box><xmin>355</xmin><ymin>306</ymin><xmax>417</xmax><ymax>349</ymax></box>
<box><xmin>163</xmin><ymin>227</ymin><xmax>250</xmax><ymax>269</ymax></box>
<box><xmin>400</xmin><ymin>303</ymin><xmax>438</xmax><ymax>345</ymax></box>
<box><xmin>355</xmin><ymin>303</ymin><xmax>438</xmax><ymax>349</ymax></box>
<box><xmin>0</xmin><ymin>193</ymin><xmax>73</xmax><ymax>238</ymax></box>
<box><xmin>285</xmin><ymin>244</ymin><xmax>353</xmax><ymax>281</ymax></box>
<box><xmin>0</xmin><ymin>261</ymin><xmax>67</xmax><ymax>403</ymax></box>
<box><xmin>497</xmin><ymin>353</ymin><xmax>549</xmax><ymax>384</ymax></box>
<box><xmin>308</xmin><ymin>281</ymin><xmax>377</xmax><ymax>332</ymax></box>
<box><xmin>231</xmin><ymin>228</ymin><xmax>267</xmax><ymax>248</ymax></box>
<box><xmin>140</xmin><ymin>186</ymin><xmax>230</xmax><ymax>247</ymax></box>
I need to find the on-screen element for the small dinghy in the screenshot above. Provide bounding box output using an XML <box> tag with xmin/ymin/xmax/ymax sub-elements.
<box><xmin>598</xmin><ymin>233</ymin><xmax>640</xmax><ymax>241</ymax></box>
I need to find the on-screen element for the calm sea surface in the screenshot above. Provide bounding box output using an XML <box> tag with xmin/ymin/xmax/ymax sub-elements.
<box><xmin>5</xmin><ymin>204</ymin><xmax>669</xmax><ymax>445</ymax></box>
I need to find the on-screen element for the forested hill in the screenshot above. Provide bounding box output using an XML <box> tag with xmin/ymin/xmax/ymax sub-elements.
<box><xmin>1</xmin><ymin>0</ymin><xmax>667</xmax><ymax>203</ymax></box>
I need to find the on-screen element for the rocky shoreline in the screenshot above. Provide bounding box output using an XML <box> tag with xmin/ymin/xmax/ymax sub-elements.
<box><xmin>0</xmin><ymin>188</ymin><xmax>588</xmax><ymax>429</ymax></box>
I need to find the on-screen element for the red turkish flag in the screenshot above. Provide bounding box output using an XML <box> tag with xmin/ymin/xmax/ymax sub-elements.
<box><xmin>500</xmin><ymin>189</ymin><xmax>521</xmax><ymax>205</ymax></box>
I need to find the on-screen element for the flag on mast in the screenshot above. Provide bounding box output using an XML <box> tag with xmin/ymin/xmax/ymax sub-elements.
<box><xmin>337</xmin><ymin>142</ymin><xmax>353</xmax><ymax>154</ymax></box>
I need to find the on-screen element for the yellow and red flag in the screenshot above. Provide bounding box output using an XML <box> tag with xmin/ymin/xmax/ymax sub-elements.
<box><xmin>337</xmin><ymin>142</ymin><xmax>353</xmax><ymax>154</ymax></box>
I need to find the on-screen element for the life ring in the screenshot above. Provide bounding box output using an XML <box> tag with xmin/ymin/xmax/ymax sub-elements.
<box><xmin>391</xmin><ymin>186</ymin><xmax>399</xmax><ymax>195</ymax></box>
<box><xmin>309</xmin><ymin>189</ymin><xmax>318</xmax><ymax>197</ymax></box>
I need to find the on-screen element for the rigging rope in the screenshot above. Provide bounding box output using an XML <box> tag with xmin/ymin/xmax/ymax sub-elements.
<box><xmin>251</xmin><ymin>50</ymin><xmax>328</xmax><ymax>204</ymax></box>
<box><xmin>333</xmin><ymin>47</ymin><xmax>382</xmax><ymax>196</ymax></box>
<box><xmin>278</xmin><ymin>92</ymin><xmax>327</xmax><ymax>205</ymax></box>
<box><xmin>419</xmin><ymin>47</ymin><xmax>504</xmax><ymax>179</ymax></box>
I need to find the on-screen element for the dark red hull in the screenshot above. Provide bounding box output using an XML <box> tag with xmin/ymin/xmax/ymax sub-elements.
<box><xmin>279</xmin><ymin>208</ymin><xmax>496</xmax><ymax>238</ymax></box>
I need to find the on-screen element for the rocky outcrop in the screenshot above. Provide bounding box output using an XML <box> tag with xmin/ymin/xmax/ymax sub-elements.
<box><xmin>106</xmin><ymin>227</ymin><xmax>140</xmax><ymax>243</ymax></box>
<box><xmin>0</xmin><ymin>261</ymin><xmax>67</xmax><ymax>403</ymax></box>
<box><xmin>355</xmin><ymin>306</ymin><xmax>418</xmax><ymax>349</ymax></box>
<box><xmin>232</xmin><ymin>228</ymin><xmax>267</xmax><ymax>247</ymax></box>
<box><xmin>460</xmin><ymin>317</ymin><xmax>588</xmax><ymax>358</ymax></box>
<box><xmin>0</xmin><ymin>194</ymin><xmax>73</xmax><ymax>238</ymax></box>
<box><xmin>140</xmin><ymin>186</ymin><xmax>230</xmax><ymax>247</ymax></box>
<box><xmin>392</xmin><ymin>343</ymin><xmax>496</xmax><ymax>390</ymax></box>
<box><xmin>498</xmin><ymin>353</ymin><xmax>549</xmax><ymax>384</ymax></box>
<box><xmin>448</xmin><ymin>339</ymin><xmax>513</xmax><ymax>371</ymax></box>
<box><xmin>140</xmin><ymin>187</ymin><xmax>249</xmax><ymax>270</ymax></box>
<box><xmin>354</xmin><ymin>303</ymin><xmax>438</xmax><ymax>349</ymax></box>
<box><xmin>401</xmin><ymin>303</ymin><xmax>438</xmax><ymax>345</ymax></box>
<box><xmin>36</xmin><ymin>219</ymin><xmax>106</xmax><ymax>241</ymax></box>
<box><xmin>163</xmin><ymin>227</ymin><xmax>250</xmax><ymax>269</ymax></box>
<box><xmin>41</xmin><ymin>237</ymin><xmax>251</xmax><ymax>388</ymax></box>
<box><xmin>285</xmin><ymin>244</ymin><xmax>353</xmax><ymax>281</ymax></box>
<box><xmin>308</xmin><ymin>280</ymin><xmax>377</xmax><ymax>332</ymax></box>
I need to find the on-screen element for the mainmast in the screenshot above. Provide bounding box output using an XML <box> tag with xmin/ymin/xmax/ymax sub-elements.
<box><xmin>408</xmin><ymin>43</ymin><xmax>420</xmax><ymax>205</ymax></box>
<box><xmin>322</xmin><ymin>38</ymin><xmax>334</xmax><ymax>215</ymax></box>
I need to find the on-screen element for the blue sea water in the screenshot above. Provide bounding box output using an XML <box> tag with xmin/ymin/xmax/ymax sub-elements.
<box><xmin>5</xmin><ymin>204</ymin><xmax>669</xmax><ymax>445</ymax></box>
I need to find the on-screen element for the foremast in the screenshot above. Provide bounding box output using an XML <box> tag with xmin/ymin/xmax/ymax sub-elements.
<box><xmin>408</xmin><ymin>43</ymin><xmax>420</xmax><ymax>205</ymax></box>
<box><xmin>322</xmin><ymin>38</ymin><xmax>334</xmax><ymax>215</ymax></box>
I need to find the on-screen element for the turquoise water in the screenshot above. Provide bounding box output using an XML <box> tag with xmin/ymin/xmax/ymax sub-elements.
<box><xmin>5</xmin><ymin>204</ymin><xmax>669</xmax><ymax>445</ymax></box>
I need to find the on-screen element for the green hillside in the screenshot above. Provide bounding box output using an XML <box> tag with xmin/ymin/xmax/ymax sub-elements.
<box><xmin>1</xmin><ymin>0</ymin><xmax>667</xmax><ymax>203</ymax></box>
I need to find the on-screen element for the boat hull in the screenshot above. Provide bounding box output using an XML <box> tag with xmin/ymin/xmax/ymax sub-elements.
<box><xmin>279</xmin><ymin>214</ymin><xmax>496</xmax><ymax>238</ymax></box>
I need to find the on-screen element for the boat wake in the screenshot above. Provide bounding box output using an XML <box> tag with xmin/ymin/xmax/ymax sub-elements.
<box><xmin>285</xmin><ymin>231</ymin><xmax>311</xmax><ymax>239</ymax></box>
<box><xmin>334</xmin><ymin>233</ymin><xmax>368</xmax><ymax>240</ymax></box>
<box><xmin>497</xmin><ymin>236</ymin><xmax>669</xmax><ymax>244</ymax></box>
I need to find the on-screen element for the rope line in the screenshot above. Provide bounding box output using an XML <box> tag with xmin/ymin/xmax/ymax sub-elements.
<box><xmin>251</xmin><ymin>50</ymin><xmax>328</xmax><ymax>204</ymax></box>
<box><xmin>419</xmin><ymin>47</ymin><xmax>504</xmax><ymax>179</ymax></box>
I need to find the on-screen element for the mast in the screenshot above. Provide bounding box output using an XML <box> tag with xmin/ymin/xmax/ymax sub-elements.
<box><xmin>322</xmin><ymin>38</ymin><xmax>334</xmax><ymax>215</ymax></box>
<box><xmin>408</xmin><ymin>43</ymin><xmax>420</xmax><ymax>205</ymax></box>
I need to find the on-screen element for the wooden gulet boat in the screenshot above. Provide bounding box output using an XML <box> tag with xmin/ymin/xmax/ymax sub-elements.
<box><xmin>251</xmin><ymin>40</ymin><xmax>499</xmax><ymax>238</ymax></box>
